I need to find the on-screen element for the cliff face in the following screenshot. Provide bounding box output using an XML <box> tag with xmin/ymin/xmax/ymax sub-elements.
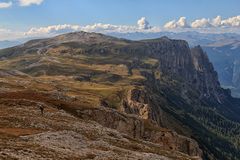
<box><xmin>122</xmin><ymin>89</ymin><xmax>151</xmax><ymax>120</ymax></box>
<box><xmin>191</xmin><ymin>46</ymin><xmax>225</xmax><ymax>103</ymax></box>
<box><xmin>143</xmin><ymin>38</ymin><xmax>194</xmax><ymax>80</ymax></box>
<box><xmin>119</xmin><ymin>38</ymin><xmax>240</xmax><ymax>159</ymax></box>
<box><xmin>142</xmin><ymin>39</ymin><xmax>225</xmax><ymax>103</ymax></box>
<box><xmin>75</xmin><ymin>106</ymin><xmax>202</xmax><ymax>157</ymax></box>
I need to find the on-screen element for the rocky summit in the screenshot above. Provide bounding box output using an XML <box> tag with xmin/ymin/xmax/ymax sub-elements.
<box><xmin>0</xmin><ymin>31</ymin><xmax>240</xmax><ymax>160</ymax></box>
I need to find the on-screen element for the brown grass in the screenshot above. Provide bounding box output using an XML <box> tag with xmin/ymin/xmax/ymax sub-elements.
<box><xmin>0</xmin><ymin>128</ymin><xmax>43</xmax><ymax>137</ymax></box>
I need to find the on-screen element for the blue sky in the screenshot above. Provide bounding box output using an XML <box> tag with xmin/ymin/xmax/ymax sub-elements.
<box><xmin>1</xmin><ymin>0</ymin><xmax>239</xmax><ymax>28</ymax></box>
<box><xmin>0</xmin><ymin>0</ymin><xmax>239</xmax><ymax>40</ymax></box>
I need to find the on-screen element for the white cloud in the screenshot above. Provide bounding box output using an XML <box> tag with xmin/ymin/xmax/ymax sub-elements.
<box><xmin>82</xmin><ymin>23</ymin><xmax>133</xmax><ymax>33</ymax></box>
<box><xmin>0</xmin><ymin>28</ymin><xmax>24</xmax><ymax>40</ymax></box>
<box><xmin>191</xmin><ymin>16</ymin><xmax>240</xmax><ymax>28</ymax></box>
<box><xmin>19</xmin><ymin>0</ymin><xmax>44</xmax><ymax>6</ymax></box>
<box><xmin>191</xmin><ymin>18</ymin><xmax>212</xmax><ymax>28</ymax></box>
<box><xmin>164</xmin><ymin>20</ymin><xmax>177</xmax><ymax>29</ymax></box>
<box><xmin>24</xmin><ymin>24</ymin><xmax>132</xmax><ymax>36</ymax></box>
<box><xmin>164</xmin><ymin>17</ymin><xmax>189</xmax><ymax>29</ymax></box>
<box><xmin>24</xmin><ymin>19</ymin><xmax>160</xmax><ymax>37</ymax></box>
<box><xmin>212</xmin><ymin>16</ymin><xmax>222</xmax><ymax>27</ymax></box>
<box><xmin>1</xmin><ymin>15</ymin><xmax>240</xmax><ymax>41</ymax></box>
<box><xmin>164</xmin><ymin>16</ymin><xmax>239</xmax><ymax>29</ymax></box>
<box><xmin>24</xmin><ymin>23</ymin><xmax>160</xmax><ymax>37</ymax></box>
<box><xmin>176</xmin><ymin>17</ymin><xmax>189</xmax><ymax>28</ymax></box>
<box><xmin>0</xmin><ymin>0</ymin><xmax>44</xmax><ymax>8</ymax></box>
<box><xmin>221</xmin><ymin>15</ymin><xmax>240</xmax><ymax>27</ymax></box>
<box><xmin>0</xmin><ymin>1</ymin><xmax>12</xmax><ymax>8</ymax></box>
<box><xmin>25</xmin><ymin>24</ymin><xmax>81</xmax><ymax>36</ymax></box>
<box><xmin>137</xmin><ymin>17</ymin><xmax>151</xmax><ymax>29</ymax></box>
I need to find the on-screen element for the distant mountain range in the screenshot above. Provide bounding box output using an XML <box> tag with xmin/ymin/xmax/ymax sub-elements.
<box><xmin>203</xmin><ymin>39</ymin><xmax>240</xmax><ymax>97</ymax></box>
<box><xmin>109</xmin><ymin>31</ymin><xmax>240</xmax><ymax>46</ymax></box>
<box><xmin>0</xmin><ymin>40</ymin><xmax>21</xmax><ymax>49</ymax></box>
<box><xmin>0</xmin><ymin>37</ymin><xmax>36</xmax><ymax>49</ymax></box>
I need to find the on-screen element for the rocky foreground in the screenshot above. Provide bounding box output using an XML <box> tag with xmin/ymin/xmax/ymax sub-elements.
<box><xmin>0</xmin><ymin>91</ymin><xmax>200</xmax><ymax>160</ymax></box>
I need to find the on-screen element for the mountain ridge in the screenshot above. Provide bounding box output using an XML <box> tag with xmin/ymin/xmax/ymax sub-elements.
<box><xmin>1</xmin><ymin>31</ymin><xmax>240</xmax><ymax>160</ymax></box>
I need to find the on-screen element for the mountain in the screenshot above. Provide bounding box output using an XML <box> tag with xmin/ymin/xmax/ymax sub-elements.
<box><xmin>109</xmin><ymin>31</ymin><xmax>240</xmax><ymax>46</ymax></box>
<box><xmin>0</xmin><ymin>40</ymin><xmax>21</xmax><ymax>49</ymax></box>
<box><xmin>203</xmin><ymin>39</ymin><xmax>240</xmax><ymax>97</ymax></box>
<box><xmin>109</xmin><ymin>31</ymin><xmax>240</xmax><ymax>98</ymax></box>
<box><xmin>0</xmin><ymin>31</ymin><xmax>240</xmax><ymax>159</ymax></box>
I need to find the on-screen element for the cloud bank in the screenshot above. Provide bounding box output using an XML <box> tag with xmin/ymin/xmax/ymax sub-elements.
<box><xmin>191</xmin><ymin>18</ymin><xmax>212</xmax><ymax>28</ymax></box>
<box><xmin>164</xmin><ymin>17</ymin><xmax>189</xmax><ymax>29</ymax></box>
<box><xmin>164</xmin><ymin>15</ymin><xmax>240</xmax><ymax>29</ymax></box>
<box><xmin>24</xmin><ymin>18</ymin><xmax>161</xmax><ymax>37</ymax></box>
<box><xmin>25</xmin><ymin>16</ymin><xmax>240</xmax><ymax>38</ymax></box>
<box><xmin>0</xmin><ymin>28</ymin><xmax>24</xmax><ymax>40</ymax></box>
<box><xmin>0</xmin><ymin>16</ymin><xmax>240</xmax><ymax>40</ymax></box>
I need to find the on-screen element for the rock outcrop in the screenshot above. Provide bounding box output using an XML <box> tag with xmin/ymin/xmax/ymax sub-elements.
<box><xmin>0</xmin><ymin>94</ymin><xmax>201</xmax><ymax>160</ymax></box>
<box><xmin>142</xmin><ymin>38</ymin><xmax>226</xmax><ymax>103</ymax></box>
<box><xmin>191</xmin><ymin>46</ymin><xmax>225</xmax><ymax>103</ymax></box>
<box><xmin>75</xmin><ymin>106</ymin><xmax>202</xmax><ymax>157</ymax></box>
<box><xmin>122</xmin><ymin>89</ymin><xmax>151</xmax><ymax>120</ymax></box>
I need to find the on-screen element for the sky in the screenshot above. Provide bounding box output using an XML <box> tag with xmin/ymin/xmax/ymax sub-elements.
<box><xmin>0</xmin><ymin>0</ymin><xmax>239</xmax><ymax>40</ymax></box>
